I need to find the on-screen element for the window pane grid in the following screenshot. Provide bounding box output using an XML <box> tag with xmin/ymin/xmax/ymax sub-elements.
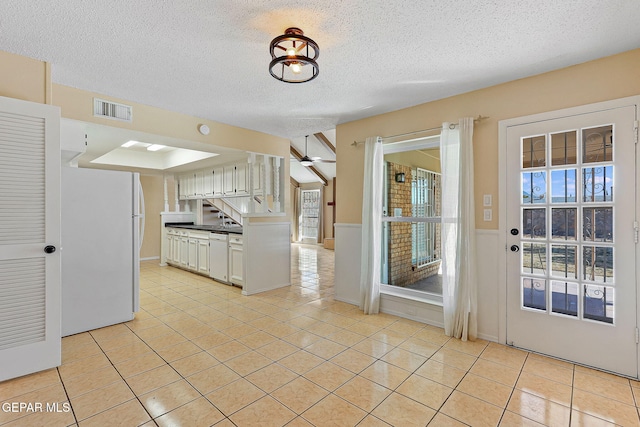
<box><xmin>519</xmin><ymin>125</ymin><xmax>616</xmax><ymax>324</ymax></box>
<box><xmin>412</xmin><ymin>168</ymin><xmax>439</xmax><ymax>267</ymax></box>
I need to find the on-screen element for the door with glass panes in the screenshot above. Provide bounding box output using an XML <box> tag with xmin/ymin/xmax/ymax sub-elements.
<box><xmin>300</xmin><ymin>189</ymin><xmax>320</xmax><ymax>243</ymax></box>
<box><xmin>505</xmin><ymin>103</ymin><xmax>638</xmax><ymax>377</ymax></box>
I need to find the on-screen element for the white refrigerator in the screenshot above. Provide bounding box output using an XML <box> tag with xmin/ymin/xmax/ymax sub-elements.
<box><xmin>61</xmin><ymin>167</ymin><xmax>144</xmax><ymax>337</ymax></box>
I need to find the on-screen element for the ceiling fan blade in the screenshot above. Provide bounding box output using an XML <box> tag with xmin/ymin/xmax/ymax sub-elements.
<box><xmin>314</xmin><ymin>159</ymin><xmax>336</xmax><ymax>163</ymax></box>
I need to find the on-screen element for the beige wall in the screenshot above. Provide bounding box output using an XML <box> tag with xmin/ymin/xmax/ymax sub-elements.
<box><xmin>139</xmin><ymin>175</ymin><xmax>165</xmax><ymax>259</ymax></box>
<box><xmin>336</xmin><ymin>48</ymin><xmax>640</xmax><ymax>229</ymax></box>
<box><xmin>0</xmin><ymin>50</ymin><xmax>50</xmax><ymax>104</ymax></box>
<box><xmin>52</xmin><ymin>84</ymin><xmax>290</xmax><ymax>156</ymax></box>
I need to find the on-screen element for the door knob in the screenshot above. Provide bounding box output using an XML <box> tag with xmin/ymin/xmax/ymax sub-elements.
<box><xmin>510</xmin><ymin>245</ymin><xmax>520</xmax><ymax>252</ymax></box>
<box><xmin>510</xmin><ymin>228</ymin><xmax>519</xmax><ymax>235</ymax></box>
<box><xmin>44</xmin><ymin>245</ymin><xmax>56</xmax><ymax>254</ymax></box>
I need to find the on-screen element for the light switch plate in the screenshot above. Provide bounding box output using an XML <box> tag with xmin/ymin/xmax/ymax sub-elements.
<box><xmin>483</xmin><ymin>209</ymin><xmax>492</xmax><ymax>221</ymax></box>
<box><xmin>483</xmin><ymin>194</ymin><xmax>492</xmax><ymax>207</ymax></box>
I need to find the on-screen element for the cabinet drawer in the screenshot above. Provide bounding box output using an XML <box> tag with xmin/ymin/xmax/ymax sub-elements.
<box><xmin>188</xmin><ymin>230</ymin><xmax>209</xmax><ymax>240</ymax></box>
<box><xmin>229</xmin><ymin>235</ymin><xmax>243</xmax><ymax>245</ymax></box>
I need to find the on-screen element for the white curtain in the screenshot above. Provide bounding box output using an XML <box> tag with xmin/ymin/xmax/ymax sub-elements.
<box><xmin>440</xmin><ymin>118</ymin><xmax>477</xmax><ymax>341</ymax></box>
<box><xmin>360</xmin><ymin>136</ymin><xmax>383</xmax><ymax>314</ymax></box>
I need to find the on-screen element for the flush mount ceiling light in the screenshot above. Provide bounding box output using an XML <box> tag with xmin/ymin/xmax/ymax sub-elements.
<box><xmin>269</xmin><ymin>27</ymin><xmax>319</xmax><ymax>83</ymax></box>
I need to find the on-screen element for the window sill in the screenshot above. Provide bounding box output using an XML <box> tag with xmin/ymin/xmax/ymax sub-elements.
<box><xmin>380</xmin><ymin>284</ymin><xmax>443</xmax><ymax>306</ymax></box>
<box><xmin>412</xmin><ymin>260</ymin><xmax>440</xmax><ymax>271</ymax></box>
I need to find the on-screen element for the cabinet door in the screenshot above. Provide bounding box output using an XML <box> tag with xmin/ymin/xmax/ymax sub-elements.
<box><xmin>223</xmin><ymin>166</ymin><xmax>236</xmax><ymax>195</ymax></box>
<box><xmin>194</xmin><ymin>170</ymin><xmax>205</xmax><ymax>197</ymax></box>
<box><xmin>166</xmin><ymin>232</ymin><xmax>173</xmax><ymax>263</ymax></box>
<box><xmin>203</xmin><ymin>169</ymin><xmax>214</xmax><ymax>197</ymax></box>
<box><xmin>0</xmin><ymin>96</ymin><xmax>61</xmax><ymax>381</ymax></box>
<box><xmin>213</xmin><ymin>167</ymin><xmax>224</xmax><ymax>196</ymax></box>
<box><xmin>171</xmin><ymin>233</ymin><xmax>181</xmax><ymax>264</ymax></box>
<box><xmin>178</xmin><ymin>174</ymin><xmax>189</xmax><ymax>200</ymax></box>
<box><xmin>188</xmin><ymin>239</ymin><xmax>198</xmax><ymax>270</ymax></box>
<box><xmin>229</xmin><ymin>236</ymin><xmax>244</xmax><ymax>286</ymax></box>
<box><xmin>197</xmin><ymin>239</ymin><xmax>209</xmax><ymax>274</ymax></box>
<box><xmin>252</xmin><ymin>161</ymin><xmax>263</xmax><ymax>193</ymax></box>
<box><xmin>235</xmin><ymin>163</ymin><xmax>249</xmax><ymax>195</ymax></box>
<box><xmin>179</xmin><ymin>235</ymin><xmax>189</xmax><ymax>267</ymax></box>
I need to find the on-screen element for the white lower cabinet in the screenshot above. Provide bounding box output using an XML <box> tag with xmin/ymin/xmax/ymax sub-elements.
<box><xmin>165</xmin><ymin>229</ymin><xmax>174</xmax><ymax>263</ymax></box>
<box><xmin>187</xmin><ymin>238</ymin><xmax>198</xmax><ymax>270</ymax></box>
<box><xmin>166</xmin><ymin>228</ymin><xmax>212</xmax><ymax>277</ymax></box>
<box><xmin>187</xmin><ymin>231</ymin><xmax>209</xmax><ymax>272</ymax></box>
<box><xmin>197</xmin><ymin>238</ymin><xmax>209</xmax><ymax>274</ymax></box>
<box><xmin>170</xmin><ymin>230</ymin><xmax>181</xmax><ymax>264</ymax></box>
<box><xmin>229</xmin><ymin>235</ymin><xmax>244</xmax><ymax>286</ymax></box>
<box><xmin>179</xmin><ymin>231</ymin><xmax>189</xmax><ymax>268</ymax></box>
<box><xmin>165</xmin><ymin>227</ymin><xmax>243</xmax><ymax>287</ymax></box>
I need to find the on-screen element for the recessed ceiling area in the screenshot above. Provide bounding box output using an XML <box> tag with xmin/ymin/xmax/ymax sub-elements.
<box><xmin>62</xmin><ymin>119</ymin><xmax>338</xmax><ymax>183</ymax></box>
<box><xmin>91</xmin><ymin>141</ymin><xmax>219</xmax><ymax>171</ymax></box>
<box><xmin>64</xmin><ymin>119</ymin><xmax>249</xmax><ymax>175</ymax></box>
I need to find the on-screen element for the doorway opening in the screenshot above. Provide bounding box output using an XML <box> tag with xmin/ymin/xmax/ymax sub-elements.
<box><xmin>299</xmin><ymin>189</ymin><xmax>321</xmax><ymax>244</ymax></box>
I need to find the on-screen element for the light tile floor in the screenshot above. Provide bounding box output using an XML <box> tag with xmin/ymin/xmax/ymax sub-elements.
<box><xmin>2</xmin><ymin>243</ymin><xmax>640</xmax><ymax>426</ymax></box>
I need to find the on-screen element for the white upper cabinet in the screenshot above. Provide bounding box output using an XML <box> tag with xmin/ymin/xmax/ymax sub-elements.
<box><xmin>223</xmin><ymin>165</ymin><xmax>236</xmax><ymax>195</ymax></box>
<box><xmin>213</xmin><ymin>167</ymin><xmax>224</xmax><ymax>196</ymax></box>
<box><xmin>252</xmin><ymin>161</ymin><xmax>264</xmax><ymax>194</ymax></box>
<box><xmin>176</xmin><ymin>155</ymin><xmax>285</xmax><ymax>215</ymax></box>
<box><xmin>203</xmin><ymin>167</ymin><xmax>224</xmax><ymax>197</ymax></box>
<box><xmin>179</xmin><ymin>172</ymin><xmax>196</xmax><ymax>199</ymax></box>
<box><xmin>194</xmin><ymin>170</ymin><xmax>205</xmax><ymax>198</ymax></box>
<box><xmin>203</xmin><ymin>168</ymin><xmax>214</xmax><ymax>197</ymax></box>
<box><xmin>235</xmin><ymin>163</ymin><xmax>249</xmax><ymax>196</ymax></box>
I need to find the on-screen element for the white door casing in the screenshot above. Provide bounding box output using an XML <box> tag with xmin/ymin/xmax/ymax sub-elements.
<box><xmin>0</xmin><ymin>96</ymin><xmax>61</xmax><ymax>381</ymax></box>
<box><xmin>500</xmin><ymin>97</ymin><xmax>638</xmax><ymax>378</ymax></box>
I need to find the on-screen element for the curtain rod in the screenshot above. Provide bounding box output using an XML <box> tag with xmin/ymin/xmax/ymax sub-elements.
<box><xmin>351</xmin><ymin>115</ymin><xmax>489</xmax><ymax>146</ymax></box>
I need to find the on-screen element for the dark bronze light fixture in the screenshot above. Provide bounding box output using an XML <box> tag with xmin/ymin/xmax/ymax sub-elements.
<box><xmin>269</xmin><ymin>27</ymin><xmax>319</xmax><ymax>83</ymax></box>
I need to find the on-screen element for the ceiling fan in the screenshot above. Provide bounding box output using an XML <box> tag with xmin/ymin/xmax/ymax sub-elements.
<box><xmin>298</xmin><ymin>135</ymin><xmax>336</xmax><ymax>166</ymax></box>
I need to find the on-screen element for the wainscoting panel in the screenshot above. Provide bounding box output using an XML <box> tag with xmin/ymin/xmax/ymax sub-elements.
<box><xmin>335</xmin><ymin>223</ymin><xmax>500</xmax><ymax>341</ymax></box>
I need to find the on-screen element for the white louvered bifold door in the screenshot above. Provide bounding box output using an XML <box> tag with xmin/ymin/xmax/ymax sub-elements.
<box><xmin>0</xmin><ymin>96</ymin><xmax>61</xmax><ymax>382</ymax></box>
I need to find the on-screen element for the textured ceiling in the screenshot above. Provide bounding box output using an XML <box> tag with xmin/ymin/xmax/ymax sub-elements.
<box><xmin>3</xmin><ymin>1</ymin><xmax>640</xmax><ymax>141</ymax></box>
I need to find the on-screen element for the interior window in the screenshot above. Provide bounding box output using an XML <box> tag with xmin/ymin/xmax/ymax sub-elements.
<box><xmin>381</xmin><ymin>137</ymin><xmax>442</xmax><ymax>296</ymax></box>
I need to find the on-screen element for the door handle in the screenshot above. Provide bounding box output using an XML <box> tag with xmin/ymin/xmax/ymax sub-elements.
<box><xmin>510</xmin><ymin>245</ymin><xmax>520</xmax><ymax>252</ymax></box>
<box><xmin>44</xmin><ymin>245</ymin><xmax>56</xmax><ymax>254</ymax></box>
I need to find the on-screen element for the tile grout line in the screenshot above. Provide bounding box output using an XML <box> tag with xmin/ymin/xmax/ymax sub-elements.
<box><xmin>55</xmin><ymin>366</ymin><xmax>78</xmax><ymax>427</ymax></box>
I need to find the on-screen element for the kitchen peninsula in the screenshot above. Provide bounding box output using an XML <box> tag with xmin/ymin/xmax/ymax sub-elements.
<box><xmin>160</xmin><ymin>153</ymin><xmax>290</xmax><ymax>296</ymax></box>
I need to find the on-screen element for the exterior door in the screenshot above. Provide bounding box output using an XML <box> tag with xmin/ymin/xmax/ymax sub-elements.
<box><xmin>0</xmin><ymin>96</ymin><xmax>61</xmax><ymax>381</ymax></box>
<box><xmin>506</xmin><ymin>102</ymin><xmax>638</xmax><ymax>377</ymax></box>
<box><xmin>300</xmin><ymin>189</ymin><xmax>320</xmax><ymax>243</ymax></box>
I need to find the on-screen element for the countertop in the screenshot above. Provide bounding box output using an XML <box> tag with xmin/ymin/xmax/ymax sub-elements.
<box><xmin>165</xmin><ymin>223</ymin><xmax>243</xmax><ymax>235</ymax></box>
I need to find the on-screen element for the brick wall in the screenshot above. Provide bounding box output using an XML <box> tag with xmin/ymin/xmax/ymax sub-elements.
<box><xmin>386</xmin><ymin>162</ymin><xmax>441</xmax><ymax>288</ymax></box>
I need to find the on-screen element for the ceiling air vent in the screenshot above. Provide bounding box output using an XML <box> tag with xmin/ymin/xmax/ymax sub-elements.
<box><xmin>93</xmin><ymin>98</ymin><xmax>132</xmax><ymax>122</ymax></box>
